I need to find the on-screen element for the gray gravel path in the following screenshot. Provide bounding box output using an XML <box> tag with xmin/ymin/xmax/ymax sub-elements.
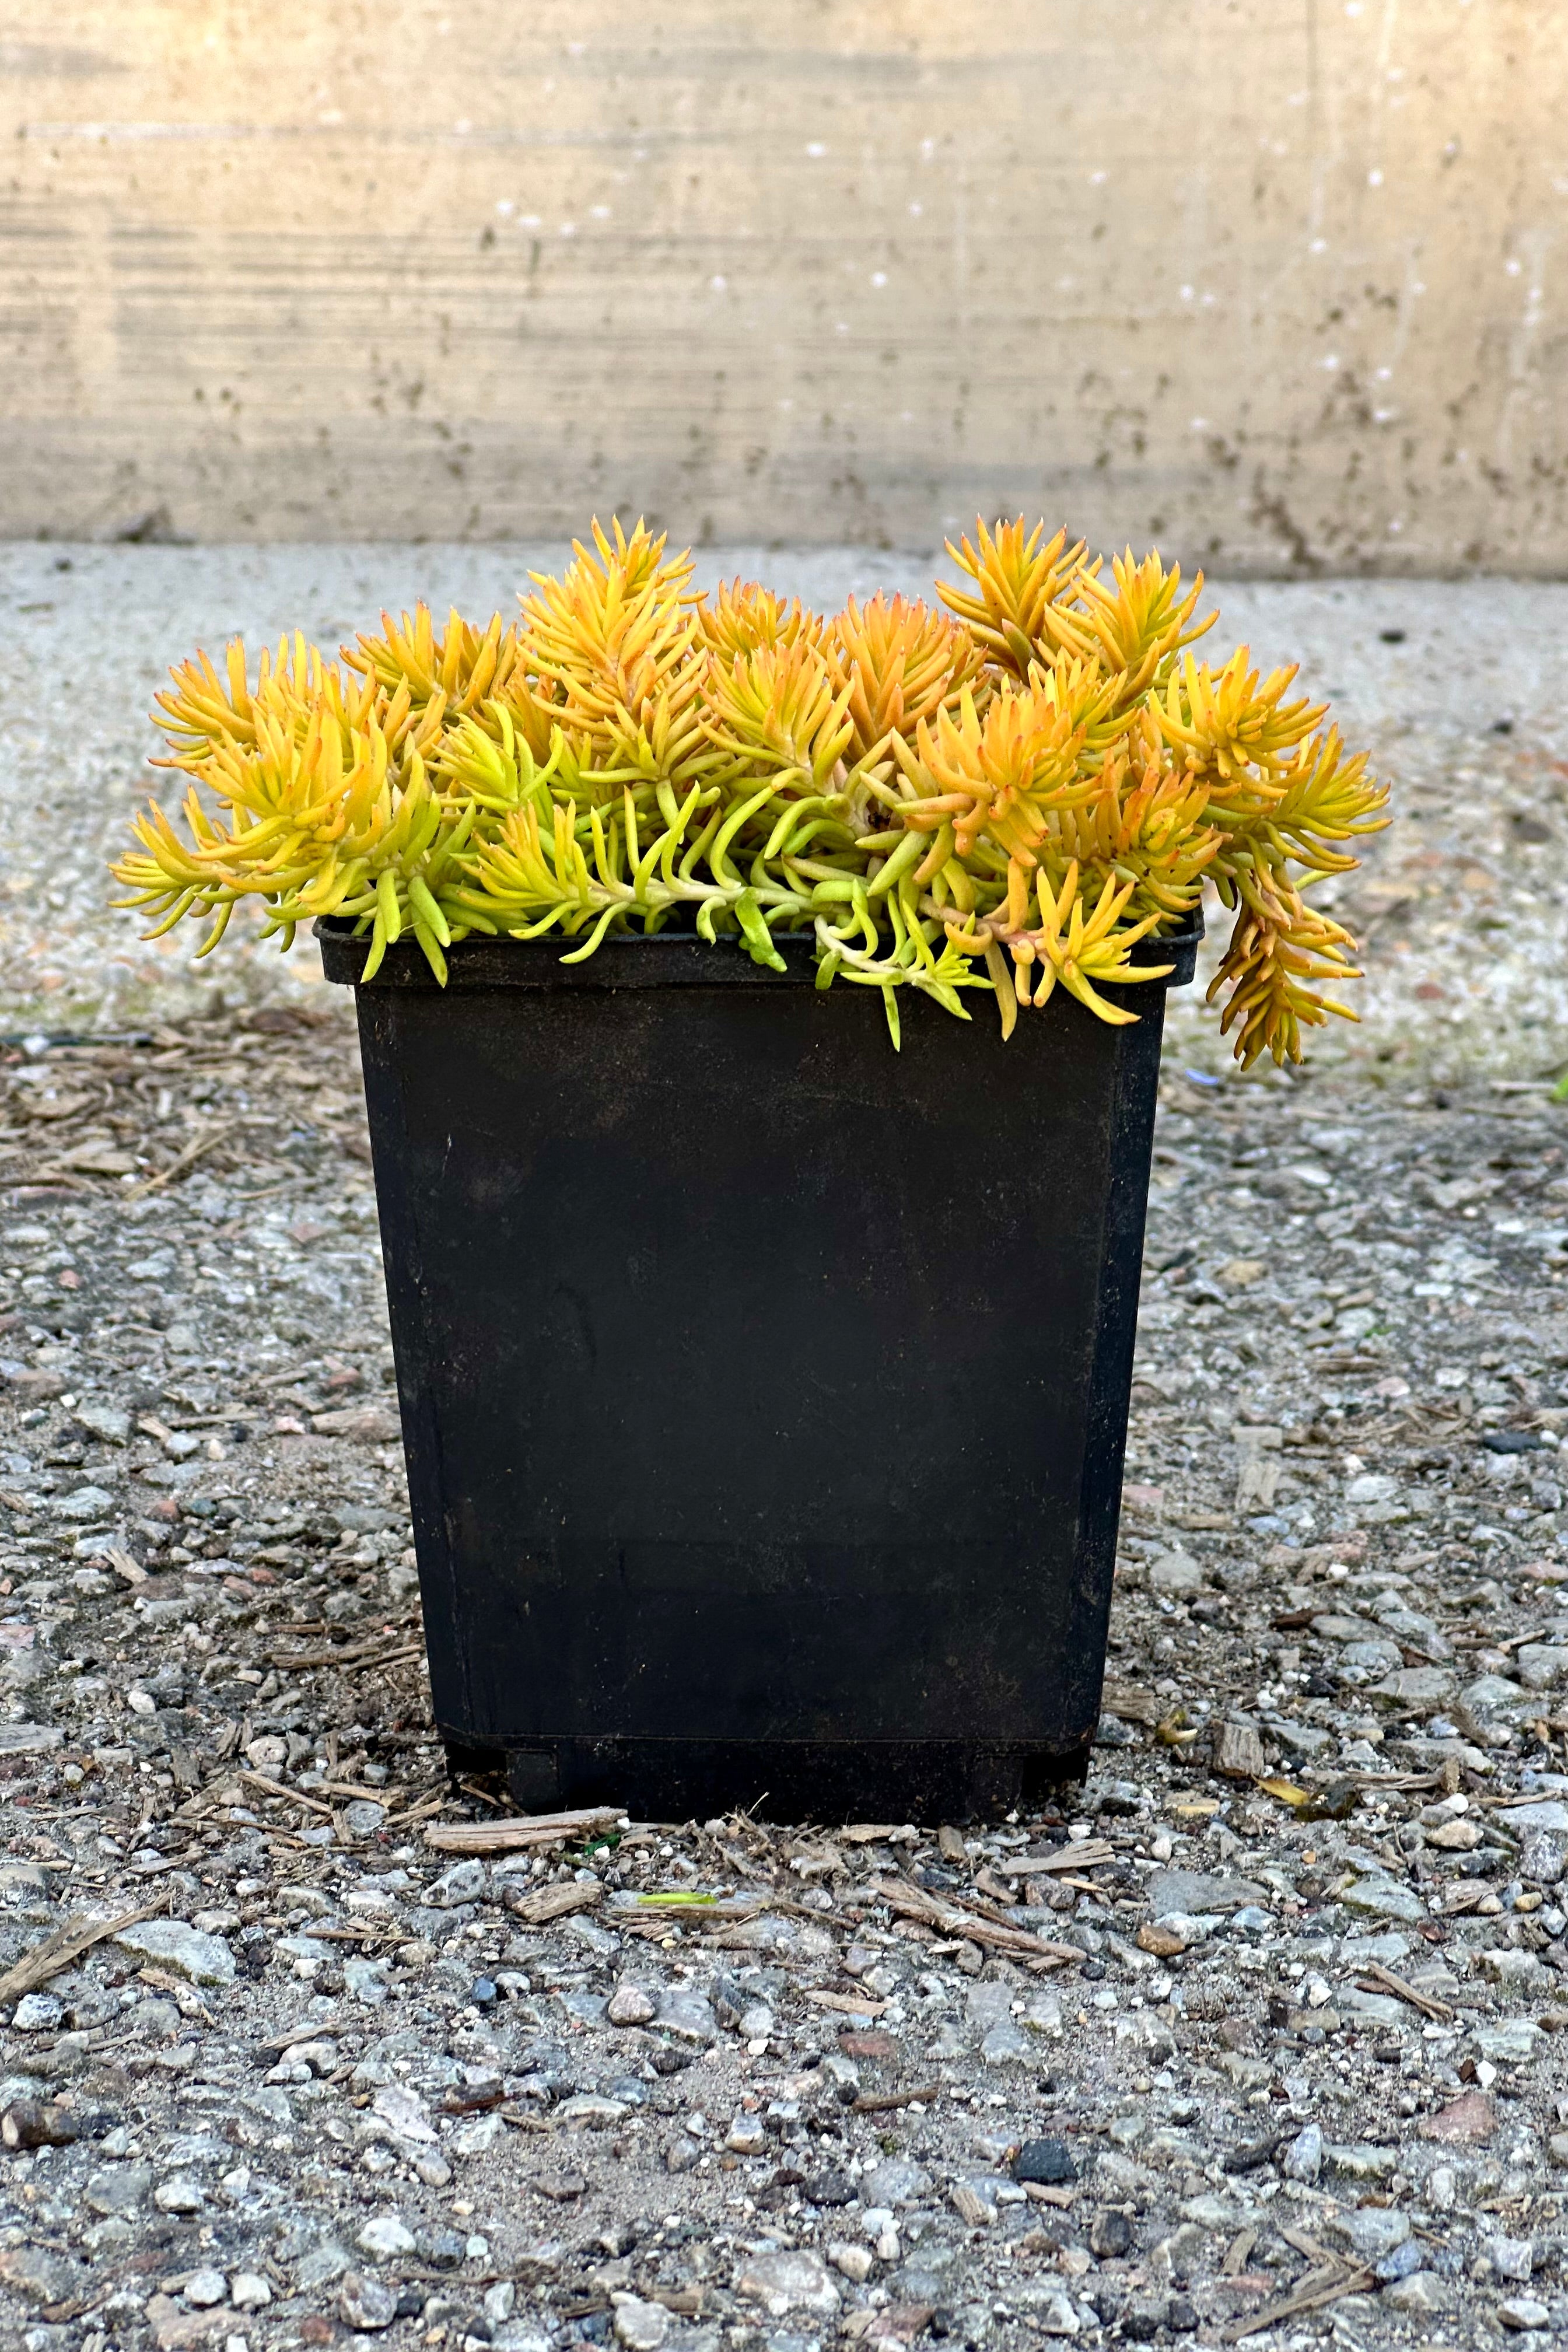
<box><xmin>4</xmin><ymin>549</ymin><xmax>1568</xmax><ymax>1072</ymax></box>
<box><xmin>0</xmin><ymin>1023</ymin><xmax>1562</xmax><ymax>2349</ymax></box>
<box><xmin>1</xmin><ymin>554</ymin><xmax>1567</xmax><ymax>2350</ymax></box>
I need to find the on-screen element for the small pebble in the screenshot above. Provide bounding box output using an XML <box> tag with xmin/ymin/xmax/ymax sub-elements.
<box><xmin>339</xmin><ymin>2272</ymin><xmax>398</xmax><ymax>2332</ymax></box>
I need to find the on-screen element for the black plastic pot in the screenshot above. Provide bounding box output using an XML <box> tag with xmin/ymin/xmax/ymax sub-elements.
<box><xmin>320</xmin><ymin>912</ymin><xmax>1201</xmax><ymax>1821</ymax></box>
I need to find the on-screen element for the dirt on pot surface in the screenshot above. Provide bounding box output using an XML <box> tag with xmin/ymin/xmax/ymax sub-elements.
<box><xmin>0</xmin><ymin>1016</ymin><xmax>1564</xmax><ymax>2350</ymax></box>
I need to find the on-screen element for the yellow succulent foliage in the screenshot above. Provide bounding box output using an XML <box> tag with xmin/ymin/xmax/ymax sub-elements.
<box><xmin>345</xmin><ymin>604</ymin><xmax>520</xmax><ymax>722</ymax></box>
<box><xmin>113</xmin><ymin>514</ymin><xmax>1388</xmax><ymax>1064</ymax></box>
<box><xmin>703</xmin><ymin>639</ymin><xmax>855</xmax><ymax>790</ymax></box>
<box><xmin>936</xmin><ymin>519</ymin><xmax>1091</xmax><ymax>673</ymax></box>
<box><xmin>699</xmin><ymin>579</ymin><xmax>822</xmax><ymax>664</ymax></box>
<box><xmin>826</xmin><ymin>594</ymin><xmax>981</xmax><ymax>764</ymax></box>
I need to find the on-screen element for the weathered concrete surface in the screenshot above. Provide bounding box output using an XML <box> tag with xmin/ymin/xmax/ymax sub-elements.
<box><xmin>3</xmin><ymin>546</ymin><xmax>1567</xmax><ymax>1072</ymax></box>
<box><xmin>1</xmin><ymin>3</ymin><xmax>1565</xmax><ymax>568</ymax></box>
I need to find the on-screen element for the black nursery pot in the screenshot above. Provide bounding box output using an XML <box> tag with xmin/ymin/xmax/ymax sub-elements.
<box><xmin>320</xmin><ymin>912</ymin><xmax>1202</xmax><ymax>1822</ymax></box>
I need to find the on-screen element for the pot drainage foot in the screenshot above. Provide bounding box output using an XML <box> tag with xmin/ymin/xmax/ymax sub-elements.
<box><xmin>505</xmin><ymin>1745</ymin><xmax>563</xmax><ymax>1810</ymax></box>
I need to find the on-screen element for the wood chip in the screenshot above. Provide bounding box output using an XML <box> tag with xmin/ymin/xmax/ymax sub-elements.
<box><xmin>1224</xmin><ymin>2264</ymin><xmax>1375</xmax><ymax>2342</ymax></box>
<box><xmin>870</xmin><ymin>1876</ymin><xmax>1081</xmax><ymax>1964</ymax></box>
<box><xmin>993</xmin><ymin>1840</ymin><xmax>1115</xmax><ymax>1877</ymax></box>
<box><xmin>380</xmin><ymin>1792</ymin><xmax>447</xmax><ymax>1831</ymax></box>
<box><xmin>803</xmin><ymin>1988</ymin><xmax>889</xmax><ymax>2018</ymax></box>
<box><xmin>503</xmin><ymin>1881</ymin><xmax>603</xmax><ymax>1927</ymax></box>
<box><xmin>1100</xmin><ymin>1679</ymin><xmax>1161</xmax><ymax>1727</ymax></box>
<box><xmin>1280</xmin><ymin>2226</ymin><xmax>1342</xmax><ymax>2267</ymax></box>
<box><xmin>126</xmin><ymin>1121</ymin><xmax>237</xmax><ymax>1198</ymax></box>
<box><xmin>238</xmin><ymin>1769</ymin><xmax>336</xmax><ymax>1818</ymax></box>
<box><xmin>972</xmin><ymin>1866</ymin><xmax>1018</xmax><ymax>1905</ymax></box>
<box><xmin>270</xmin><ymin>1637</ymin><xmax>423</xmax><ymax>1673</ymax></box>
<box><xmin>1354</xmin><ymin>1959</ymin><xmax>1454</xmax><ymax>2021</ymax></box>
<box><xmin>425</xmin><ymin>1805</ymin><xmax>624</xmax><ymax>1856</ymax></box>
<box><xmin>301</xmin><ymin>1924</ymin><xmax>406</xmax><ymax>1946</ymax></box>
<box><xmin>1213</xmin><ymin>1721</ymin><xmax>1269</xmax><ymax>1780</ymax></box>
<box><xmin>0</xmin><ymin>1897</ymin><xmax>169</xmax><ymax>2006</ymax></box>
<box><xmin>852</xmin><ymin>2084</ymin><xmax>940</xmax><ymax>2113</ymax></box>
<box><xmin>256</xmin><ymin>2019</ymin><xmax>343</xmax><ymax>2063</ymax></box>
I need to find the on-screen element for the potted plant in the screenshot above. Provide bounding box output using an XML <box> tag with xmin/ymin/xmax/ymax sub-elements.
<box><xmin>114</xmin><ymin>518</ymin><xmax>1385</xmax><ymax>1818</ymax></box>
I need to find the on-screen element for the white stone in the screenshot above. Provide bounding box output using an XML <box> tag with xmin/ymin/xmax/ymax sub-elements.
<box><xmin>611</xmin><ymin>2296</ymin><xmax>669</xmax><ymax>2351</ymax></box>
<box><xmin>1476</xmin><ymin>2020</ymin><xmax>1541</xmax><ymax>2065</ymax></box>
<box><xmin>1516</xmin><ymin>1646</ymin><xmax>1568</xmax><ymax>1691</ymax></box>
<box><xmin>229</xmin><ymin>2274</ymin><xmax>271</xmax><ymax>2313</ymax></box>
<box><xmin>981</xmin><ymin>2020</ymin><xmax>1034</xmax><ymax>2066</ymax></box>
<box><xmin>1462</xmin><ymin>1675</ymin><xmax>1528</xmax><ymax>1721</ymax></box>
<box><xmin>184</xmin><ymin>2269</ymin><xmax>228</xmax><ymax>2308</ymax></box>
<box><xmin>654</xmin><ymin>1987</ymin><xmax>718</xmax><ymax>2042</ymax></box>
<box><xmin>734</xmin><ymin>2249</ymin><xmax>842</xmax><ymax>2319</ymax></box>
<box><xmin>450</xmin><ymin>2111</ymin><xmax>505</xmax><ymax>2157</ymax></box>
<box><xmin>154</xmin><ymin>2176</ymin><xmax>205</xmax><ymax>2214</ymax></box>
<box><xmin>1480</xmin><ymin>1949</ymin><xmax>1546</xmax><ymax>1989</ymax></box>
<box><xmin>356</xmin><ymin>2214</ymin><xmax>417</xmax><ymax>2258</ymax></box>
<box><xmin>74</xmin><ymin>1401</ymin><xmax>130</xmax><ymax>1444</ymax></box>
<box><xmin>1035</xmin><ymin>2291</ymin><xmax>1082</xmax><ymax>2336</ymax></box>
<box><xmin>1147</xmin><ymin>1549</ymin><xmax>1203</xmax><ymax>1595</ymax></box>
<box><xmin>429</xmin><ymin>1860</ymin><xmax>486</xmax><ymax>1907</ymax></box>
<box><xmin>1340</xmin><ymin>1874</ymin><xmax>1425</xmax><ymax>1924</ymax></box>
<box><xmin>53</xmin><ymin>1484</ymin><xmax>116</xmax><ymax>1520</ymax></box>
<box><xmin>344</xmin><ymin>1959</ymin><xmax>389</xmax><ymax>2004</ymax></box>
<box><xmin>113</xmin><ymin>1919</ymin><xmax>235</xmax><ymax>1987</ymax></box>
<box><xmin>10</xmin><ymin>1993</ymin><xmax>63</xmax><ymax>2033</ymax></box>
<box><xmin>1385</xmin><ymin>2270</ymin><xmax>1450</xmax><ymax>2315</ymax></box>
<box><xmin>557</xmin><ymin>2094</ymin><xmax>630</xmax><ymax>2127</ymax></box>
<box><xmin>1506</xmin><ymin>1801</ymin><xmax>1568</xmax><ymax>1833</ymax></box>
<box><xmin>829</xmin><ymin>2244</ymin><xmax>874</xmax><ymax>2283</ymax></box>
<box><xmin>370</xmin><ymin>2084</ymin><xmax>436</xmax><ymax>2144</ymax></box>
<box><xmin>339</xmin><ymin>2272</ymin><xmax>398</xmax><ymax>2331</ymax></box>
<box><xmin>1330</xmin><ymin>2206</ymin><xmax>1409</xmax><ymax>2262</ymax></box>
<box><xmin>1499</xmin><ymin>2299</ymin><xmax>1551</xmax><ymax>2332</ymax></box>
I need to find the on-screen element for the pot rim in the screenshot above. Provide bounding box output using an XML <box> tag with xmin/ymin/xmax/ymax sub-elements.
<box><xmin>317</xmin><ymin>908</ymin><xmax>1205</xmax><ymax>992</ymax></box>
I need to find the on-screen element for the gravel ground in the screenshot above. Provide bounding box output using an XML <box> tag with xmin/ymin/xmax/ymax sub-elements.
<box><xmin>0</xmin><ymin>1016</ymin><xmax>1562</xmax><ymax>2351</ymax></box>
<box><xmin>4</xmin><ymin>548</ymin><xmax>1568</xmax><ymax>1074</ymax></box>
<box><xmin>1</xmin><ymin>560</ymin><xmax>1567</xmax><ymax>2351</ymax></box>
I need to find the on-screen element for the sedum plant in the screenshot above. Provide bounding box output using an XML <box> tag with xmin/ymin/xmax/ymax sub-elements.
<box><xmin>114</xmin><ymin>518</ymin><xmax>1387</xmax><ymax>1063</ymax></box>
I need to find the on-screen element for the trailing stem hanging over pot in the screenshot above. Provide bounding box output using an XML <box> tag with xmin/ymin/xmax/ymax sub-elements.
<box><xmin>113</xmin><ymin>517</ymin><xmax>1387</xmax><ymax>1062</ymax></box>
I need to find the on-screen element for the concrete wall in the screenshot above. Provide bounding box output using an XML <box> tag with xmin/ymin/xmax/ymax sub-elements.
<box><xmin>2</xmin><ymin>2</ymin><xmax>1563</xmax><ymax>569</ymax></box>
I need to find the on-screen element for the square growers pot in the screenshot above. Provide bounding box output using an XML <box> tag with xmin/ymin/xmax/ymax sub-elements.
<box><xmin>319</xmin><ymin>911</ymin><xmax>1202</xmax><ymax>1821</ymax></box>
